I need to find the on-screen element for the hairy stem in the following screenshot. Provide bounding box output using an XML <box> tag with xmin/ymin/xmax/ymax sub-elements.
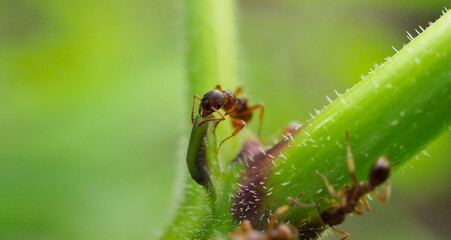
<box><xmin>265</xmin><ymin>10</ymin><xmax>451</xmax><ymax>235</ymax></box>
<box><xmin>160</xmin><ymin>0</ymin><xmax>239</xmax><ymax>239</ymax></box>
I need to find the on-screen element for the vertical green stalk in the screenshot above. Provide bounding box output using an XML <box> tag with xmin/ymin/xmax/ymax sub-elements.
<box><xmin>185</xmin><ymin>0</ymin><xmax>240</xmax><ymax>162</ymax></box>
<box><xmin>185</xmin><ymin>0</ymin><xmax>238</xmax><ymax>94</ymax></box>
<box><xmin>160</xmin><ymin>1</ymin><xmax>239</xmax><ymax>239</ymax></box>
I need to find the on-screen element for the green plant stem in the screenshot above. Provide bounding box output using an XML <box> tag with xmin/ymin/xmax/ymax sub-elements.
<box><xmin>185</xmin><ymin>0</ymin><xmax>238</xmax><ymax>94</ymax></box>
<box><xmin>185</xmin><ymin>0</ymin><xmax>240</xmax><ymax>163</ymax></box>
<box><xmin>268</xmin><ymin>10</ymin><xmax>451</xmax><ymax>218</ymax></box>
<box><xmin>160</xmin><ymin>0</ymin><xmax>239</xmax><ymax>239</ymax></box>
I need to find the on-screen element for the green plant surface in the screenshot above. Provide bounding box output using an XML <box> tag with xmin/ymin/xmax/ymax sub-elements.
<box><xmin>160</xmin><ymin>0</ymin><xmax>240</xmax><ymax>239</ymax></box>
<box><xmin>162</xmin><ymin>2</ymin><xmax>451</xmax><ymax>239</ymax></box>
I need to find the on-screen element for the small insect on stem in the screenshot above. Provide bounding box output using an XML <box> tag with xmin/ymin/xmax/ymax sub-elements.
<box><xmin>192</xmin><ymin>85</ymin><xmax>264</xmax><ymax>153</ymax></box>
<box><xmin>288</xmin><ymin>131</ymin><xmax>398</xmax><ymax>240</ymax></box>
<box><xmin>230</xmin><ymin>205</ymin><xmax>298</xmax><ymax>240</ymax></box>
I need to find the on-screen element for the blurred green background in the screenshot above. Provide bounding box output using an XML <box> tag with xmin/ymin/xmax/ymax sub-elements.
<box><xmin>0</xmin><ymin>0</ymin><xmax>449</xmax><ymax>240</ymax></box>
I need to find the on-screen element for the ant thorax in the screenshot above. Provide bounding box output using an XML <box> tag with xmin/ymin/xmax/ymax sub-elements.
<box><xmin>222</xmin><ymin>89</ymin><xmax>237</xmax><ymax>110</ymax></box>
<box><xmin>340</xmin><ymin>181</ymin><xmax>367</xmax><ymax>212</ymax></box>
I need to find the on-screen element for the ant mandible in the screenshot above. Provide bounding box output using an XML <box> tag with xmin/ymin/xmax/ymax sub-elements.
<box><xmin>288</xmin><ymin>131</ymin><xmax>397</xmax><ymax>240</ymax></box>
<box><xmin>229</xmin><ymin>205</ymin><xmax>297</xmax><ymax>240</ymax></box>
<box><xmin>192</xmin><ymin>85</ymin><xmax>264</xmax><ymax>152</ymax></box>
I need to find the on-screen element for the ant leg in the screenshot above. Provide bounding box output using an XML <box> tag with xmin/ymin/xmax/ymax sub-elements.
<box><xmin>215</xmin><ymin>84</ymin><xmax>222</xmax><ymax>91</ymax></box>
<box><xmin>197</xmin><ymin>108</ymin><xmax>226</xmax><ymax>127</ymax></box>
<box><xmin>331</xmin><ymin>226</ymin><xmax>350</xmax><ymax>240</ymax></box>
<box><xmin>217</xmin><ymin>118</ymin><xmax>246</xmax><ymax>153</ymax></box>
<box><xmin>353</xmin><ymin>202</ymin><xmax>363</xmax><ymax>215</ymax></box>
<box><xmin>288</xmin><ymin>197</ymin><xmax>316</xmax><ymax>208</ymax></box>
<box><xmin>225</xmin><ymin>101</ymin><xmax>238</xmax><ymax>115</ymax></box>
<box><xmin>292</xmin><ymin>198</ymin><xmax>324</xmax><ymax>222</ymax></box>
<box><xmin>257</xmin><ymin>104</ymin><xmax>264</xmax><ymax>137</ymax></box>
<box><xmin>212</xmin><ymin>103</ymin><xmax>236</xmax><ymax>132</ymax></box>
<box><xmin>243</xmin><ymin>103</ymin><xmax>264</xmax><ymax>137</ymax></box>
<box><xmin>315</xmin><ymin>170</ymin><xmax>341</xmax><ymax>199</ymax></box>
<box><xmin>316</xmin><ymin>197</ymin><xmax>339</xmax><ymax>208</ymax></box>
<box><xmin>384</xmin><ymin>181</ymin><xmax>391</xmax><ymax>200</ymax></box>
<box><xmin>296</xmin><ymin>192</ymin><xmax>304</xmax><ymax>200</ymax></box>
<box><xmin>235</xmin><ymin>85</ymin><xmax>243</xmax><ymax>96</ymax></box>
<box><xmin>268</xmin><ymin>205</ymin><xmax>289</xmax><ymax>231</ymax></box>
<box><xmin>230</xmin><ymin>219</ymin><xmax>252</xmax><ymax>238</ymax></box>
<box><xmin>361</xmin><ymin>196</ymin><xmax>371</xmax><ymax>212</ymax></box>
<box><xmin>345</xmin><ymin>131</ymin><xmax>359</xmax><ymax>184</ymax></box>
<box><xmin>240</xmin><ymin>219</ymin><xmax>253</xmax><ymax>232</ymax></box>
<box><xmin>373</xmin><ymin>181</ymin><xmax>391</xmax><ymax>202</ymax></box>
<box><xmin>191</xmin><ymin>94</ymin><xmax>202</xmax><ymax>124</ymax></box>
<box><xmin>392</xmin><ymin>161</ymin><xmax>402</xmax><ymax>168</ymax></box>
<box><xmin>310</xmin><ymin>203</ymin><xmax>325</xmax><ymax>223</ymax></box>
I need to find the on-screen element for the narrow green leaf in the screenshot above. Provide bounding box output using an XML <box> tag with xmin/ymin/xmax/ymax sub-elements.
<box><xmin>186</xmin><ymin>116</ymin><xmax>219</xmax><ymax>191</ymax></box>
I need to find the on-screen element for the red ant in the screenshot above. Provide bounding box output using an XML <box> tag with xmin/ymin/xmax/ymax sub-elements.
<box><xmin>230</xmin><ymin>205</ymin><xmax>297</xmax><ymax>240</ymax></box>
<box><xmin>192</xmin><ymin>85</ymin><xmax>264</xmax><ymax>152</ymax></box>
<box><xmin>288</xmin><ymin>131</ymin><xmax>398</xmax><ymax>240</ymax></box>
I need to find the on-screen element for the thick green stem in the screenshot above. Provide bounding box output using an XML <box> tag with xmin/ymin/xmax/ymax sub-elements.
<box><xmin>185</xmin><ymin>0</ymin><xmax>238</xmax><ymax>94</ymax></box>
<box><xmin>185</xmin><ymin>0</ymin><xmax>240</xmax><ymax>165</ymax></box>
<box><xmin>266</xmin><ymin>10</ymin><xmax>451</xmax><ymax>233</ymax></box>
<box><xmin>160</xmin><ymin>0</ymin><xmax>239</xmax><ymax>239</ymax></box>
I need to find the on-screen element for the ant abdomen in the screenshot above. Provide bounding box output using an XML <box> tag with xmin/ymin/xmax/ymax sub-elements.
<box><xmin>369</xmin><ymin>156</ymin><xmax>391</xmax><ymax>188</ymax></box>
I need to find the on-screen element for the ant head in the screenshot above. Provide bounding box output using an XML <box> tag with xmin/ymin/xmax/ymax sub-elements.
<box><xmin>321</xmin><ymin>208</ymin><xmax>345</xmax><ymax>226</ymax></box>
<box><xmin>369</xmin><ymin>156</ymin><xmax>391</xmax><ymax>187</ymax></box>
<box><xmin>199</xmin><ymin>89</ymin><xmax>225</xmax><ymax>117</ymax></box>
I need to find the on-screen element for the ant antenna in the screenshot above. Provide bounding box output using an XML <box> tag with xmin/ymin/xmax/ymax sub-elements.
<box><xmin>191</xmin><ymin>94</ymin><xmax>202</xmax><ymax>124</ymax></box>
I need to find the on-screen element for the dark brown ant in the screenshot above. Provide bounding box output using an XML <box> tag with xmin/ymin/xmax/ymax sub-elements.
<box><xmin>288</xmin><ymin>131</ymin><xmax>398</xmax><ymax>240</ymax></box>
<box><xmin>229</xmin><ymin>205</ymin><xmax>297</xmax><ymax>240</ymax></box>
<box><xmin>192</xmin><ymin>85</ymin><xmax>264</xmax><ymax>152</ymax></box>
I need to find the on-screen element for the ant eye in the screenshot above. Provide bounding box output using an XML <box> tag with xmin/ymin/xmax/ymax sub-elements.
<box><xmin>217</xmin><ymin>103</ymin><xmax>222</xmax><ymax>108</ymax></box>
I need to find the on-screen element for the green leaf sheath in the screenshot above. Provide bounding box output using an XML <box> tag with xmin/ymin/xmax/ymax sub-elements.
<box><xmin>186</xmin><ymin>117</ymin><xmax>219</xmax><ymax>193</ymax></box>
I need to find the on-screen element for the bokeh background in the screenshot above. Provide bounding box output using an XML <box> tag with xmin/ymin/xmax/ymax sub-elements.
<box><xmin>0</xmin><ymin>0</ymin><xmax>450</xmax><ymax>240</ymax></box>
